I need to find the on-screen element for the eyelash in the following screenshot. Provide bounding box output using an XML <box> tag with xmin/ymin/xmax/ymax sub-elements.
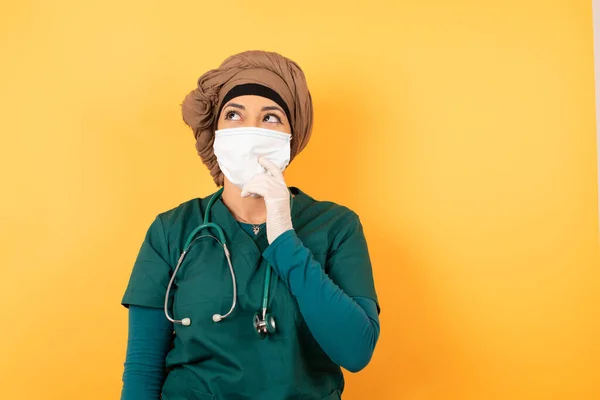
<box><xmin>263</xmin><ymin>113</ymin><xmax>282</xmax><ymax>123</ymax></box>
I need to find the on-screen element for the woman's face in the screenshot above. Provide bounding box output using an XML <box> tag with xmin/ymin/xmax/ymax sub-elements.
<box><xmin>217</xmin><ymin>95</ymin><xmax>292</xmax><ymax>135</ymax></box>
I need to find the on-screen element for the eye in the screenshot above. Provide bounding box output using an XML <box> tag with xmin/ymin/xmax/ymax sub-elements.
<box><xmin>263</xmin><ymin>114</ymin><xmax>282</xmax><ymax>124</ymax></box>
<box><xmin>225</xmin><ymin>111</ymin><xmax>241</xmax><ymax>121</ymax></box>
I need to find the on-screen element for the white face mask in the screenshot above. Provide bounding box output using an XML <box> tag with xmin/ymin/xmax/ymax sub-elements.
<box><xmin>213</xmin><ymin>127</ymin><xmax>292</xmax><ymax>188</ymax></box>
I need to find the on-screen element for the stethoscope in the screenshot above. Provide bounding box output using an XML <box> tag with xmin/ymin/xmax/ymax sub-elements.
<box><xmin>164</xmin><ymin>187</ymin><xmax>292</xmax><ymax>338</ymax></box>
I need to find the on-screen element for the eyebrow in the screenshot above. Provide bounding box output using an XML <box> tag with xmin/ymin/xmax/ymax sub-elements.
<box><xmin>225</xmin><ymin>103</ymin><xmax>245</xmax><ymax>110</ymax></box>
<box><xmin>261</xmin><ymin>106</ymin><xmax>285</xmax><ymax>114</ymax></box>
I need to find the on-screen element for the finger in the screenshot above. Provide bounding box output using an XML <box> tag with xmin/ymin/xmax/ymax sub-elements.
<box><xmin>241</xmin><ymin>188</ymin><xmax>264</xmax><ymax>198</ymax></box>
<box><xmin>241</xmin><ymin>183</ymin><xmax>263</xmax><ymax>197</ymax></box>
<box><xmin>241</xmin><ymin>177</ymin><xmax>268</xmax><ymax>198</ymax></box>
<box><xmin>258</xmin><ymin>157</ymin><xmax>284</xmax><ymax>180</ymax></box>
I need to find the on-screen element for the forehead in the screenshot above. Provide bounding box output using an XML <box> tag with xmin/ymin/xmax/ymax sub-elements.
<box><xmin>222</xmin><ymin>95</ymin><xmax>280</xmax><ymax>109</ymax></box>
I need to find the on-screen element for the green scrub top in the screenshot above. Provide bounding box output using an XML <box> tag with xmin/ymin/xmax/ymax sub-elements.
<box><xmin>122</xmin><ymin>187</ymin><xmax>378</xmax><ymax>400</ymax></box>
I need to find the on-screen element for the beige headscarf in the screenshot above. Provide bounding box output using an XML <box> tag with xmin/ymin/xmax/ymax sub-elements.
<box><xmin>181</xmin><ymin>50</ymin><xmax>313</xmax><ymax>186</ymax></box>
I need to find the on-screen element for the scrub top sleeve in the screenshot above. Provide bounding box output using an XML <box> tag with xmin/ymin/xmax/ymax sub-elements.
<box><xmin>327</xmin><ymin>212</ymin><xmax>380</xmax><ymax>312</ymax></box>
<box><xmin>122</xmin><ymin>215</ymin><xmax>173</xmax><ymax>309</ymax></box>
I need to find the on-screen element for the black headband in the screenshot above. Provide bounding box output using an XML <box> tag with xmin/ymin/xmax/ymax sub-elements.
<box><xmin>218</xmin><ymin>83</ymin><xmax>292</xmax><ymax>124</ymax></box>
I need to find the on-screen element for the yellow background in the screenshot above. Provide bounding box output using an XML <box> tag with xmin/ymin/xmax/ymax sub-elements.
<box><xmin>1</xmin><ymin>0</ymin><xmax>599</xmax><ymax>399</ymax></box>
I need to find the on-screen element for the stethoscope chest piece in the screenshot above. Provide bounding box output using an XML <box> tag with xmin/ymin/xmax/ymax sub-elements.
<box><xmin>254</xmin><ymin>312</ymin><xmax>276</xmax><ymax>339</ymax></box>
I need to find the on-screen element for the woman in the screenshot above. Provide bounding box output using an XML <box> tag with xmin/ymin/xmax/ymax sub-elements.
<box><xmin>120</xmin><ymin>50</ymin><xmax>380</xmax><ymax>400</ymax></box>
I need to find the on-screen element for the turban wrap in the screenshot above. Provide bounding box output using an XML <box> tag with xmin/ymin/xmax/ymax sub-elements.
<box><xmin>181</xmin><ymin>50</ymin><xmax>313</xmax><ymax>186</ymax></box>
